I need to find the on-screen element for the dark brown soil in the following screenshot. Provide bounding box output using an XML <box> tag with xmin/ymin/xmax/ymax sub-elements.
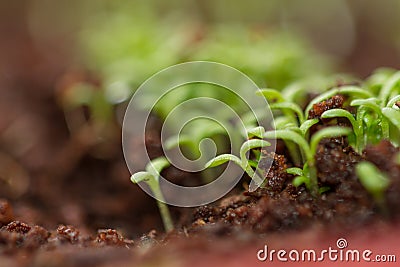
<box><xmin>1</xmin><ymin>137</ymin><xmax>399</xmax><ymax>266</ymax></box>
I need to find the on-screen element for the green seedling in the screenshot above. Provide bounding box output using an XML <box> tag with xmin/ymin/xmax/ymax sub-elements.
<box><xmin>205</xmin><ymin>138</ymin><xmax>271</xmax><ymax>190</ymax></box>
<box><xmin>382</xmin><ymin>107</ymin><xmax>400</xmax><ymax>146</ymax></box>
<box><xmin>365</xmin><ymin>68</ymin><xmax>397</xmax><ymax>96</ymax></box>
<box><xmin>264</xmin><ymin>127</ymin><xmax>352</xmax><ymax>196</ymax></box>
<box><xmin>321</xmin><ymin>109</ymin><xmax>363</xmax><ymax>153</ymax></box>
<box><xmin>286</xmin><ymin>167</ymin><xmax>330</xmax><ymax>195</ymax></box>
<box><xmin>381</xmin><ymin>107</ymin><xmax>400</xmax><ymax>130</ymax></box>
<box><xmin>299</xmin><ymin>118</ymin><xmax>320</xmax><ymax>137</ymax></box>
<box><xmin>286</xmin><ymin>166</ymin><xmax>310</xmax><ymax>189</ymax></box>
<box><xmin>378</xmin><ymin>70</ymin><xmax>400</xmax><ymax>107</ymax></box>
<box><xmin>351</xmin><ymin>98</ymin><xmax>389</xmax><ymax>143</ymax></box>
<box><xmin>131</xmin><ymin>157</ymin><xmax>173</xmax><ymax>232</ymax></box>
<box><xmin>257</xmin><ymin>88</ymin><xmax>319</xmax><ymax>166</ymax></box>
<box><xmin>355</xmin><ymin>161</ymin><xmax>390</xmax><ymax>206</ymax></box>
<box><xmin>321</xmin><ymin>94</ymin><xmax>399</xmax><ymax>152</ymax></box>
<box><xmin>273</xmin><ymin>117</ymin><xmax>319</xmax><ymax>167</ymax></box>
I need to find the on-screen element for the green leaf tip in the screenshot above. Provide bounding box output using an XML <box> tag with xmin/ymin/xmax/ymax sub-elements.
<box><xmin>205</xmin><ymin>154</ymin><xmax>241</xmax><ymax>168</ymax></box>
<box><xmin>292</xmin><ymin>176</ymin><xmax>310</xmax><ymax>188</ymax></box>
<box><xmin>145</xmin><ymin>157</ymin><xmax>170</xmax><ymax>176</ymax></box>
<box><xmin>356</xmin><ymin>161</ymin><xmax>390</xmax><ymax>201</ymax></box>
<box><xmin>256</xmin><ymin>88</ymin><xmax>284</xmax><ymax>102</ymax></box>
<box><xmin>286</xmin><ymin>167</ymin><xmax>304</xmax><ymax>176</ymax></box>
<box><xmin>131</xmin><ymin>171</ymin><xmax>153</xmax><ymax>184</ymax></box>
<box><xmin>382</xmin><ymin>107</ymin><xmax>400</xmax><ymax>130</ymax></box>
<box><xmin>246</xmin><ymin>126</ymin><xmax>266</xmax><ymax>139</ymax></box>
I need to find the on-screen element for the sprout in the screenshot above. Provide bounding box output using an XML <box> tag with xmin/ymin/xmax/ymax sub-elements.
<box><xmin>366</xmin><ymin>68</ymin><xmax>397</xmax><ymax>95</ymax></box>
<box><xmin>299</xmin><ymin>118</ymin><xmax>320</xmax><ymax>137</ymax></box>
<box><xmin>381</xmin><ymin>107</ymin><xmax>400</xmax><ymax>131</ymax></box>
<box><xmin>321</xmin><ymin>95</ymin><xmax>399</xmax><ymax>153</ymax></box>
<box><xmin>131</xmin><ymin>157</ymin><xmax>173</xmax><ymax>232</ymax></box>
<box><xmin>258</xmin><ymin>87</ymin><xmax>319</xmax><ymax>167</ymax></box>
<box><xmin>270</xmin><ymin>102</ymin><xmax>305</xmax><ymax>124</ymax></box>
<box><xmin>256</xmin><ymin>88</ymin><xmax>285</xmax><ymax>103</ymax></box>
<box><xmin>378</xmin><ymin>71</ymin><xmax>400</xmax><ymax>107</ymax></box>
<box><xmin>321</xmin><ymin>109</ymin><xmax>362</xmax><ymax>152</ymax></box>
<box><xmin>351</xmin><ymin>98</ymin><xmax>399</xmax><ymax>146</ymax></box>
<box><xmin>286</xmin><ymin>167</ymin><xmax>311</xmax><ymax>189</ymax></box>
<box><xmin>356</xmin><ymin>161</ymin><xmax>390</xmax><ymax>205</ymax></box>
<box><xmin>205</xmin><ymin>138</ymin><xmax>271</xmax><ymax>191</ymax></box>
<box><xmin>265</xmin><ymin>127</ymin><xmax>352</xmax><ymax>196</ymax></box>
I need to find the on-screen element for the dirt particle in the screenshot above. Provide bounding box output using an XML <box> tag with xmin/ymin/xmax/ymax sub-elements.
<box><xmin>57</xmin><ymin>225</ymin><xmax>80</xmax><ymax>244</ymax></box>
<box><xmin>95</xmin><ymin>229</ymin><xmax>126</xmax><ymax>246</ymax></box>
<box><xmin>4</xmin><ymin>221</ymin><xmax>31</xmax><ymax>234</ymax></box>
<box><xmin>193</xmin><ymin>205</ymin><xmax>217</xmax><ymax>223</ymax></box>
<box><xmin>260</xmin><ymin>151</ymin><xmax>289</xmax><ymax>193</ymax></box>
<box><xmin>308</xmin><ymin>95</ymin><xmax>345</xmax><ymax>119</ymax></box>
<box><xmin>139</xmin><ymin>229</ymin><xmax>157</xmax><ymax>248</ymax></box>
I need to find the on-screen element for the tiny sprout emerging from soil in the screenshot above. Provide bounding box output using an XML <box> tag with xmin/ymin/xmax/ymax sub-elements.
<box><xmin>265</xmin><ymin>127</ymin><xmax>352</xmax><ymax>196</ymax></box>
<box><xmin>321</xmin><ymin>108</ymin><xmax>363</xmax><ymax>153</ymax></box>
<box><xmin>131</xmin><ymin>157</ymin><xmax>173</xmax><ymax>232</ymax></box>
<box><xmin>205</xmin><ymin>137</ymin><xmax>271</xmax><ymax>191</ymax></box>
<box><xmin>356</xmin><ymin>161</ymin><xmax>390</xmax><ymax>205</ymax></box>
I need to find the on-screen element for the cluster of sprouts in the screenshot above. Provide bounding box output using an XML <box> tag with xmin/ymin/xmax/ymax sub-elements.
<box><xmin>131</xmin><ymin>68</ymin><xmax>400</xmax><ymax>231</ymax></box>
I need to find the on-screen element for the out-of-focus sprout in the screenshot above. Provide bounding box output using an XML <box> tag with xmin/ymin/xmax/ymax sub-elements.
<box><xmin>356</xmin><ymin>162</ymin><xmax>390</xmax><ymax>205</ymax></box>
<box><xmin>131</xmin><ymin>157</ymin><xmax>173</xmax><ymax>232</ymax></box>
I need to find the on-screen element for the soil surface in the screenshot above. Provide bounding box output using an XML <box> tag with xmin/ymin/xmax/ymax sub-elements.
<box><xmin>1</xmin><ymin>138</ymin><xmax>399</xmax><ymax>266</ymax></box>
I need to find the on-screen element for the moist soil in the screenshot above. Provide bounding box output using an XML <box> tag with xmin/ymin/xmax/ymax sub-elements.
<box><xmin>1</xmin><ymin>135</ymin><xmax>400</xmax><ymax>266</ymax></box>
